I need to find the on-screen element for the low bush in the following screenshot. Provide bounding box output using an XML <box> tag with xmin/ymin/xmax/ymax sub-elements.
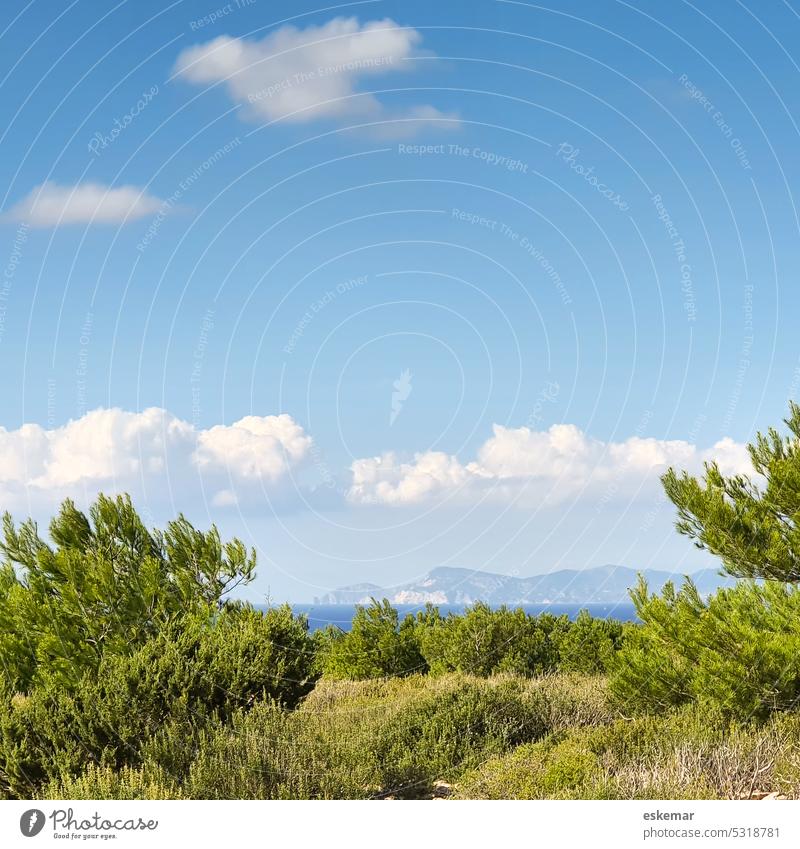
<box><xmin>458</xmin><ymin>705</ymin><xmax>800</xmax><ymax>800</ymax></box>
<box><xmin>417</xmin><ymin>603</ymin><xmax>570</xmax><ymax>677</ymax></box>
<box><xmin>41</xmin><ymin>670</ymin><xmax>800</xmax><ymax>801</ymax></box>
<box><xmin>368</xmin><ymin>676</ymin><xmax>548</xmax><ymax>796</ymax></box>
<box><xmin>41</xmin><ymin>673</ymin><xmax>568</xmax><ymax>800</ymax></box>
<box><xmin>313</xmin><ymin>599</ymin><xmax>426</xmax><ymax>680</ymax></box>
<box><xmin>40</xmin><ymin>764</ymin><xmax>184</xmax><ymax>801</ymax></box>
<box><xmin>0</xmin><ymin>603</ymin><xmax>315</xmax><ymax>798</ymax></box>
<box><xmin>552</xmin><ymin>609</ymin><xmax>625</xmax><ymax>674</ymax></box>
<box><xmin>526</xmin><ymin>673</ymin><xmax>614</xmax><ymax>730</ymax></box>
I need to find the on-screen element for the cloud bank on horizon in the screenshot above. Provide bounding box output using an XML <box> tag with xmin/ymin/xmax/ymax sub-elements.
<box><xmin>0</xmin><ymin>406</ymin><xmax>751</xmax><ymax>519</ymax></box>
<box><xmin>348</xmin><ymin>424</ymin><xmax>751</xmax><ymax>507</ymax></box>
<box><xmin>173</xmin><ymin>17</ymin><xmax>459</xmax><ymax>134</ymax></box>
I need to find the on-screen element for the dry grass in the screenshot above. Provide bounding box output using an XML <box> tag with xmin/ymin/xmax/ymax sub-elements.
<box><xmin>456</xmin><ymin>704</ymin><xmax>800</xmax><ymax>799</ymax></box>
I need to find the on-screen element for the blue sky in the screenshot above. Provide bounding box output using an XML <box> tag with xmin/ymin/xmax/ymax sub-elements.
<box><xmin>1</xmin><ymin>0</ymin><xmax>799</xmax><ymax>600</ymax></box>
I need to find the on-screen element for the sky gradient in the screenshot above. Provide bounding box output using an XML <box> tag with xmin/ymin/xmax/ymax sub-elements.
<box><xmin>1</xmin><ymin>0</ymin><xmax>799</xmax><ymax>600</ymax></box>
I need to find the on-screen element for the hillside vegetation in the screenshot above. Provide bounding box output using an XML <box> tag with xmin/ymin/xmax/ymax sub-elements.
<box><xmin>4</xmin><ymin>404</ymin><xmax>800</xmax><ymax>799</ymax></box>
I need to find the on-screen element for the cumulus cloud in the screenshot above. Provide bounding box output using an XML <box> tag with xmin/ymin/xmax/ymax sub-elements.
<box><xmin>347</xmin><ymin>423</ymin><xmax>752</xmax><ymax>506</ymax></box>
<box><xmin>173</xmin><ymin>17</ymin><xmax>458</xmax><ymax>133</ymax></box>
<box><xmin>4</xmin><ymin>182</ymin><xmax>164</xmax><ymax>227</ymax></box>
<box><xmin>349</xmin><ymin>450</ymin><xmax>470</xmax><ymax>505</ymax></box>
<box><xmin>195</xmin><ymin>414</ymin><xmax>312</xmax><ymax>481</ymax></box>
<box><xmin>0</xmin><ymin>408</ymin><xmax>311</xmax><ymax>513</ymax></box>
<box><xmin>29</xmin><ymin>408</ymin><xmax>193</xmax><ymax>488</ymax></box>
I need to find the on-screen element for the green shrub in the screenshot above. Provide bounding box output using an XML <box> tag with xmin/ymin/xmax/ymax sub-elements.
<box><xmin>370</xmin><ymin>676</ymin><xmax>548</xmax><ymax>796</ymax></box>
<box><xmin>314</xmin><ymin>599</ymin><xmax>426</xmax><ymax>680</ymax></box>
<box><xmin>43</xmin><ymin>674</ymin><xmax>557</xmax><ymax>800</ymax></box>
<box><xmin>0</xmin><ymin>494</ymin><xmax>257</xmax><ymax>692</ymax></box>
<box><xmin>458</xmin><ymin>701</ymin><xmax>800</xmax><ymax>800</ymax></box>
<box><xmin>539</xmin><ymin>737</ymin><xmax>602</xmax><ymax>794</ymax></box>
<box><xmin>313</xmin><ymin>601</ymin><xmax>625</xmax><ymax>684</ymax></box>
<box><xmin>553</xmin><ymin>609</ymin><xmax>625</xmax><ymax>674</ymax></box>
<box><xmin>40</xmin><ymin>764</ymin><xmax>184</xmax><ymax>801</ymax></box>
<box><xmin>457</xmin><ymin>732</ymin><xmax>605</xmax><ymax>800</ymax></box>
<box><xmin>611</xmin><ymin>577</ymin><xmax>800</xmax><ymax>720</ymax></box>
<box><xmin>527</xmin><ymin>673</ymin><xmax>614</xmax><ymax>730</ymax></box>
<box><xmin>179</xmin><ymin>702</ymin><xmax>299</xmax><ymax>800</ymax></box>
<box><xmin>44</xmin><ymin>672</ymin><xmax>800</xmax><ymax>802</ymax></box>
<box><xmin>417</xmin><ymin>603</ymin><xmax>570</xmax><ymax>677</ymax></box>
<box><xmin>0</xmin><ymin>604</ymin><xmax>314</xmax><ymax>798</ymax></box>
<box><xmin>215</xmin><ymin>674</ymin><xmax>550</xmax><ymax>799</ymax></box>
<box><xmin>458</xmin><ymin>707</ymin><xmax>728</xmax><ymax>799</ymax></box>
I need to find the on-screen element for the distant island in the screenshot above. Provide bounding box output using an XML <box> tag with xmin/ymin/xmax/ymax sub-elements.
<box><xmin>314</xmin><ymin>564</ymin><xmax>736</xmax><ymax>605</ymax></box>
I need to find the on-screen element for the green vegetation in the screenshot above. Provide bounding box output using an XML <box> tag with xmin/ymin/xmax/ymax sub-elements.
<box><xmin>313</xmin><ymin>600</ymin><xmax>623</xmax><ymax>680</ymax></box>
<box><xmin>41</xmin><ymin>674</ymin><xmax>611</xmax><ymax>800</ymax></box>
<box><xmin>662</xmin><ymin>400</ymin><xmax>800</xmax><ymax>584</ymax></box>
<box><xmin>312</xmin><ymin>598</ymin><xmax>426</xmax><ymax>679</ymax></box>
<box><xmin>610</xmin><ymin>579</ymin><xmax>800</xmax><ymax>720</ymax></box>
<box><xmin>0</xmin><ymin>493</ymin><xmax>257</xmax><ymax>692</ymax></box>
<box><xmin>0</xmin><ymin>494</ymin><xmax>623</xmax><ymax>800</ymax></box>
<box><xmin>610</xmin><ymin>402</ymin><xmax>800</xmax><ymax>722</ymax></box>
<box><xmin>457</xmin><ymin>706</ymin><xmax>800</xmax><ymax>800</ymax></box>
<box><xmin>5</xmin><ymin>406</ymin><xmax>800</xmax><ymax>798</ymax></box>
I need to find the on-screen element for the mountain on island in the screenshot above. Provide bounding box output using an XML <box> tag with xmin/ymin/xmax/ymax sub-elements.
<box><xmin>314</xmin><ymin>564</ymin><xmax>736</xmax><ymax>605</ymax></box>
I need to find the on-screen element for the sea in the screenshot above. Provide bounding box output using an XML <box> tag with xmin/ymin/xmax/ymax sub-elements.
<box><xmin>282</xmin><ymin>602</ymin><xmax>639</xmax><ymax>633</ymax></box>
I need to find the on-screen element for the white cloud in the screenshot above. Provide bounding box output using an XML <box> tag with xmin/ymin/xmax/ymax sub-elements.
<box><xmin>194</xmin><ymin>414</ymin><xmax>312</xmax><ymax>481</ymax></box>
<box><xmin>703</xmin><ymin>436</ymin><xmax>752</xmax><ymax>477</ymax></box>
<box><xmin>33</xmin><ymin>407</ymin><xmax>194</xmax><ymax>488</ymax></box>
<box><xmin>5</xmin><ymin>182</ymin><xmax>164</xmax><ymax>227</ymax></box>
<box><xmin>0</xmin><ymin>408</ymin><xmax>311</xmax><ymax>513</ymax></box>
<box><xmin>349</xmin><ymin>450</ymin><xmax>470</xmax><ymax>505</ymax></box>
<box><xmin>173</xmin><ymin>17</ymin><xmax>459</xmax><ymax>133</ymax></box>
<box><xmin>347</xmin><ymin>423</ymin><xmax>752</xmax><ymax>506</ymax></box>
<box><xmin>0</xmin><ymin>409</ymin><xmax>753</xmax><ymax>522</ymax></box>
